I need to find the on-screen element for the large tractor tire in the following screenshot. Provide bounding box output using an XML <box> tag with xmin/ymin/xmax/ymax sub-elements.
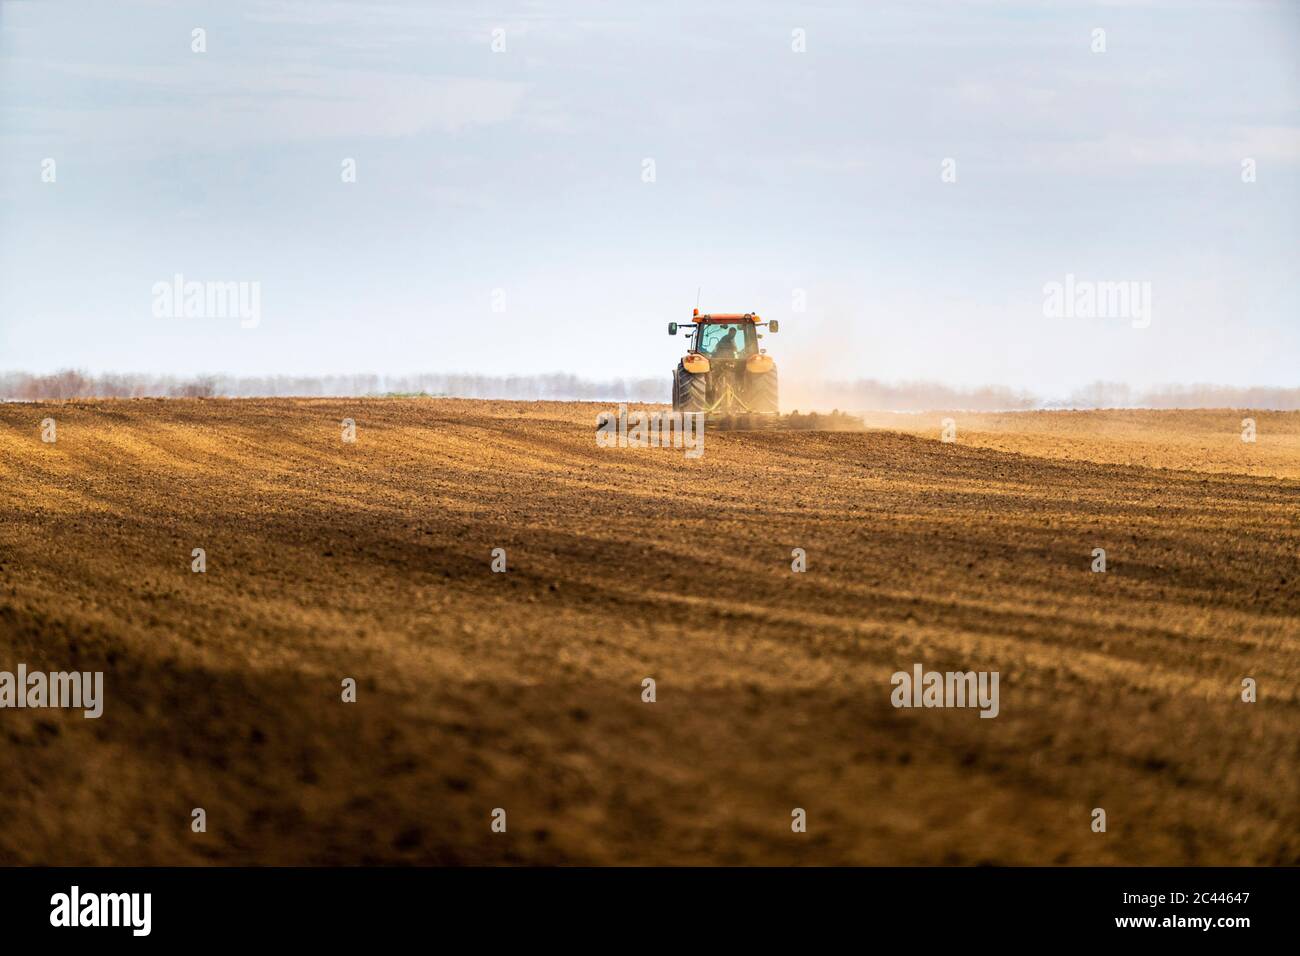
<box><xmin>746</xmin><ymin>365</ymin><xmax>779</xmax><ymax>414</ymax></box>
<box><xmin>674</xmin><ymin>364</ymin><xmax>709</xmax><ymax>413</ymax></box>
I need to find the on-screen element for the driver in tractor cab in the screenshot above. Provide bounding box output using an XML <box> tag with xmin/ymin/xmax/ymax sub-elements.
<box><xmin>711</xmin><ymin>326</ymin><xmax>740</xmax><ymax>360</ymax></box>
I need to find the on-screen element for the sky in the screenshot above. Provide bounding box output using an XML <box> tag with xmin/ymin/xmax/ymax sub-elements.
<box><xmin>1</xmin><ymin>0</ymin><xmax>1297</xmax><ymax>394</ymax></box>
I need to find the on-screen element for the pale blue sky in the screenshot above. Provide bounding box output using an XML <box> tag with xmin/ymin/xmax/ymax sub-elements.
<box><xmin>1</xmin><ymin>0</ymin><xmax>1297</xmax><ymax>393</ymax></box>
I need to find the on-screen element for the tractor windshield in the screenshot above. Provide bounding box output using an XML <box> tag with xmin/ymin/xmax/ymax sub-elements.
<box><xmin>697</xmin><ymin>322</ymin><xmax>754</xmax><ymax>358</ymax></box>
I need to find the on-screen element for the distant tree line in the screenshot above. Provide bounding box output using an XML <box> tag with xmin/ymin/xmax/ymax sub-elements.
<box><xmin>2</xmin><ymin>370</ymin><xmax>1297</xmax><ymax>410</ymax></box>
<box><xmin>0</xmin><ymin>371</ymin><xmax>667</xmax><ymax>402</ymax></box>
<box><xmin>789</xmin><ymin>379</ymin><xmax>1300</xmax><ymax>411</ymax></box>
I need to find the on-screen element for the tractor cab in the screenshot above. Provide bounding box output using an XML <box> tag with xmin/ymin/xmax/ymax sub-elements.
<box><xmin>669</xmin><ymin>312</ymin><xmax>778</xmax><ymax>358</ymax></box>
<box><xmin>696</xmin><ymin>320</ymin><xmax>756</xmax><ymax>360</ymax></box>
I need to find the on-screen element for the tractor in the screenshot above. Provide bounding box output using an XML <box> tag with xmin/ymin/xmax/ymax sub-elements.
<box><xmin>669</xmin><ymin>310</ymin><xmax>780</xmax><ymax>417</ymax></box>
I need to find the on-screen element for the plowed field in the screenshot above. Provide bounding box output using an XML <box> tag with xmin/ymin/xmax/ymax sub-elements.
<box><xmin>1</xmin><ymin>399</ymin><xmax>1296</xmax><ymax>864</ymax></box>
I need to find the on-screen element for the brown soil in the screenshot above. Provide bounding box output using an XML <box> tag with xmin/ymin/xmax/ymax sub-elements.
<box><xmin>0</xmin><ymin>399</ymin><xmax>1296</xmax><ymax>865</ymax></box>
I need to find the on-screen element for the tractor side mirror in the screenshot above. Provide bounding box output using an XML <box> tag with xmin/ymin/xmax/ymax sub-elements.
<box><xmin>767</xmin><ymin>320</ymin><xmax>779</xmax><ymax>333</ymax></box>
<box><xmin>668</xmin><ymin>322</ymin><xmax>678</xmax><ymax>335</ymax></box>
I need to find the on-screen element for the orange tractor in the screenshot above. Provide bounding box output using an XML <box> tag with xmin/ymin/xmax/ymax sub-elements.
<box><xmin>669</xmin><ymin>310</ymin><xmax>780</xmax><ymax>416</ymax></box>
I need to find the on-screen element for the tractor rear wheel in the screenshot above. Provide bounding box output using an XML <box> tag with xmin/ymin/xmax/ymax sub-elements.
<box><xmin>746</xmin><ymin>366</ymin><xmax>779</xmax><ymax>414</ymax></box>
<box><xmin>674</xmin><ymin>364</ymin><xmax>708</xmax><ymax>413</ymax></box>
